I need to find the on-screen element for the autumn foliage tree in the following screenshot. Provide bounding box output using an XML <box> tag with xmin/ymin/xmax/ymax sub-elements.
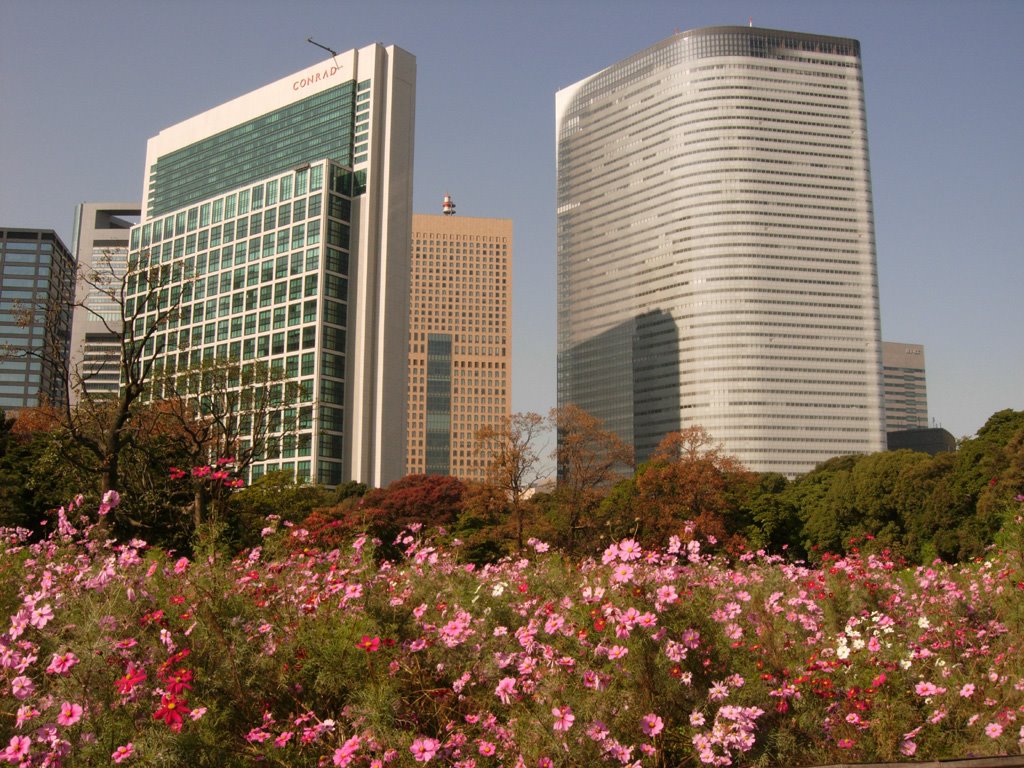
<box><xmin>632</xmin><ymin>426</ymin><xmax>753</xmax><ymax>549</ymax></box>
<box><xmin>304</xmin><ymin>474</ymin><xmax>467</xmax><ymax>557</ymax></box>
<box><xmin>148</xmin><ymin>358</ymin><xmax>293</xmax><ymax>530</ymax></box>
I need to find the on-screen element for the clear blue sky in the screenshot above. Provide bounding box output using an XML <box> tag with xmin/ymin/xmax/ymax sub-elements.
<box><xmin>2</xmin><ymin>0</ymin><xmax>1021</xmax><ymax>441</ymax></box>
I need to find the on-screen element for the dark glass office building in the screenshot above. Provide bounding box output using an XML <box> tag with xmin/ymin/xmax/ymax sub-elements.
<box><xmin>0</xmin><ymin>228</ymin><xmax>76</xmax><ymax>412</ymax></box>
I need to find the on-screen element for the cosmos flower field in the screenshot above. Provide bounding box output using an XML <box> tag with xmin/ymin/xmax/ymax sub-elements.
<box><xmin>2</xmin><ymin>495</ymin><xmax>1023</xmax><ymax>766</ymax></box>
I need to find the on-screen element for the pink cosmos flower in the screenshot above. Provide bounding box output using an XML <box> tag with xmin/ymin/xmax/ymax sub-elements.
<box><xmin>3</xmin><ymin>736</ymin><xmax>31</xmax><ymax>761</ymax></box>
<box><xmin>617</xmin><ymin>539</ymin><xmax>642</xmax><ymax>561</ymax></box>
<box><xmin>46</xmin><ymin>652</ymin><xmax>79</xmax><ymax>675</ymax></box>
<box><xmin>986</xmin><ymin>722</ymin><xmax>1004</xmax><ymax>739</ymax></box>
<box><xmin>928</xmin><ymin>707</ymin><xmax>948</xmax><ymax>725</ymax></box>
<box><xmin>29</xmin><ymin>604</ymin><xmax>53</xmax><ymax>628</ymax></box>
<box><xmin>602</xmin><ymin>543</ymin><xmax>620</xmax><ymax>564</ymax></box>
<box><xmin>544</xmin><ymin>614</ymin><xmax>565</xmax><ymax>634</ymax></box>
<box><xmin>333</xmin><ymin>735</ymin><xmax>361</xmax><ymax>765</ymax></box>
<box><xmin>914</xmin><ymin>681</ymin><xmax>946</xmax><ymax>697</ymax></box>
<box><xmin>274</xmin><ymin>731</ymin><xmax>293</xmax><ymax>747</ymax></box>
<box><xmin>112</xmin><ymin>743</ymin><xmax>135</xmax><ymax>763</ymax></box>
<box><xmin>98</xmin><ymin>489</ymin><xmax>121</xmax><ymax>515</ymax></box>
<box><xmin>607</xmin><ymin>645</ymin><xmax>628</xmax><ymax>660</ymax></box>
<box><xmin>410</xmin><ymin>737</ymin><xmax>440</xmax><ymax>762</ymax></box>
<box><xmin>708</xmin><ymin>681</ymin><xmax>730</xmax><ymax>701</ymax></box>
<box><xmin>960</xmin><ymin>683</ymin><xmax>975</xmax><ymax>698</ymax></box>
<box><xmin>611</xmin><ymin>564</ymin><xmax>635</xmax><ymax>584</ymax></box>
<box><xmin>552</xmin><ymin>706</ymin><xmax>575</xmax><ymax>732</ymax></box>
<box><xmin>478</xmin><ymin>741</ymin><xmax>496</xmax><ymax>756</ymax></box>
<box><xmin>57</xmin><ymin>701</ymin><xmax>83</xmax><ymax>726</ymax></box>
<box><xmin>10</xmin><ymin>675</ymin><xmax>33</xmax><ymax>700</ymax></box>
<box><xmin>656</xmin><ymin>585</ymin><xmax>679</xmax><ymax>605</ymax></box>
<box><xmin>900</xmin><ymin>740</ymin><xmax>917</xmax><ymax>757</ymax></box>
<box><xmin>641</xmin><ymin>713</ymin><xmax>664</xmax><ymax>737</ymax></box>
<box><xmin>495</xmin><ymin>676</ymin><xmax>516</xmax><ymax>704</ymax></box>
<box><xmin>15</xmin><ymin>705</ymin><xmax>39</xmax><ymax>728</ymax></box>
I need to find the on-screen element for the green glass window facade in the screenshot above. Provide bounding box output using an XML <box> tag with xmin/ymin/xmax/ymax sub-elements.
<box><xmin>129</xmin><ymin>159</ymin><xmax>354</xmax><ymax>485</ymax></box>
<box><xmin>148</xmin><ymin>82</ymin><xmax>357</xmax><ymax>218</ymax></box>
<box><xmin>424</xmin><ymin>334</ymin><xmax>452</xmax><ymax>475</ymax></box>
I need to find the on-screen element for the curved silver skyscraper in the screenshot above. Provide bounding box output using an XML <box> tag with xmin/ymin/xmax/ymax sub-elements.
<box><xmin>556</xmin><ymin>27</ymin><xmax>885</xmax><ymax>477</ymax></box>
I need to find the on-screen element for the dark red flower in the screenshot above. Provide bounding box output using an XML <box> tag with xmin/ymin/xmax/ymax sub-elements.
<box><xmin>356</xmin><ymin>635</ymin><xmax>381</xmax><ymax>652</ymax></box>
<box><xmin>153</xmin><ymin>694</ymin><xmax>190</xmax><ymax>731</ymax></box>
<box><xmin>162</xmin><ymin>667</ymin><xmax>194</xmax><ymax>695</ymax></box>
<box><xmin>115</xmin><ymin>663</ymin><xmax>147</xmax><ymax>695</ymax></box>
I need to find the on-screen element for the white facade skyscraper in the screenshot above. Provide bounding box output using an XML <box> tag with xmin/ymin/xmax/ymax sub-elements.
<box><xmin>556</xmin><ymin>27</ymin><xmax>885</xmax><ymax>477</ymax></box>
<box><xmin>69</xmin><ymin>203</ymin><xmax>140</xmax><ymax>404</ymax></box>
<box><xmin>128</xmin><ymin>43</ymin><xmax>415</xmax><ymax>487</ymax></box>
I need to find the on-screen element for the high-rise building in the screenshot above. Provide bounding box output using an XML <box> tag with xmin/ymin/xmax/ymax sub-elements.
<box><xmin>556</xmin><ymin>26</ymin><xmax>885</xmax><ymax>477</ymax></box>
<box><xmin>127</xmin><ymin>43</ymin><xmax>415</xmax><ymax>486</ymax></box>
<box><xmin>0</xmin><ymin>228</ymin><xmax>76</xmax><ymax>412</ymax></box>
<box><xmin>69</xmin><ymin>203</ymin><xmax>141</xmax><ymax>404</ymax></box>
<box><xmin>407</xmin><ymin>198</ymin><xmax>512</xmax><ymax>480</ymax></box>
<box><xmin>881</xmin><ymin>341</ymin><xmax>928</xmax><ymax>432</ymax></box>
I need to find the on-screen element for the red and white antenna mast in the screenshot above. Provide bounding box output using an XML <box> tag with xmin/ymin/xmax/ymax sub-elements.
<box><xmin>442</xmin><ymin>192</ymin><xmax>456</xmax><ymax>216</ymax></box>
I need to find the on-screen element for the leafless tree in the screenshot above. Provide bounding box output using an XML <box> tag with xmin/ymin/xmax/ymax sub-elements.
<box><xmin>148</xmin><ymin>358</ymin><xmax>301</xmax><ymax>527</ymax></box>
<box><xmin>551</xmin><ymin>404</ymin><xmax>634</xmax><ymax>551</ymax></box>
<box><xmin>475</xmin><ymin>411</ymin><xmax>550</xmax><ymax>549</ymax></box>
<box><xmin>2</xmin><ymin>250</ymin><xmax>182</xmax><ymax>494</ymax></box>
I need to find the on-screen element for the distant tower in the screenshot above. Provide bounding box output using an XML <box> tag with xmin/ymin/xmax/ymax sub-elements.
<box><xmin>881</xmin><ymin>341</ymin><xmax>929</xmax><ymax>431</ymax></box>
<box><xmin>406</xmin><ymin>202</ymin><xmax>512</xmax><ymax>480</ymax></box>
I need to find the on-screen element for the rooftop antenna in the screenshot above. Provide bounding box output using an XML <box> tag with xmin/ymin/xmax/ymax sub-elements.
<box><xmin>442</xmin><ymin>192</ymin><xmax>456</xmax><ymax>216</ymax></box>
<box><xmin>748</xmin><ymin>17</ymin><xmax>753</xmax><ymax>27</ymax></box>
<box><xmin>307</xmin><ymin>37</ymin><xmax>339</xmax><ymax>62</ymax></box>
